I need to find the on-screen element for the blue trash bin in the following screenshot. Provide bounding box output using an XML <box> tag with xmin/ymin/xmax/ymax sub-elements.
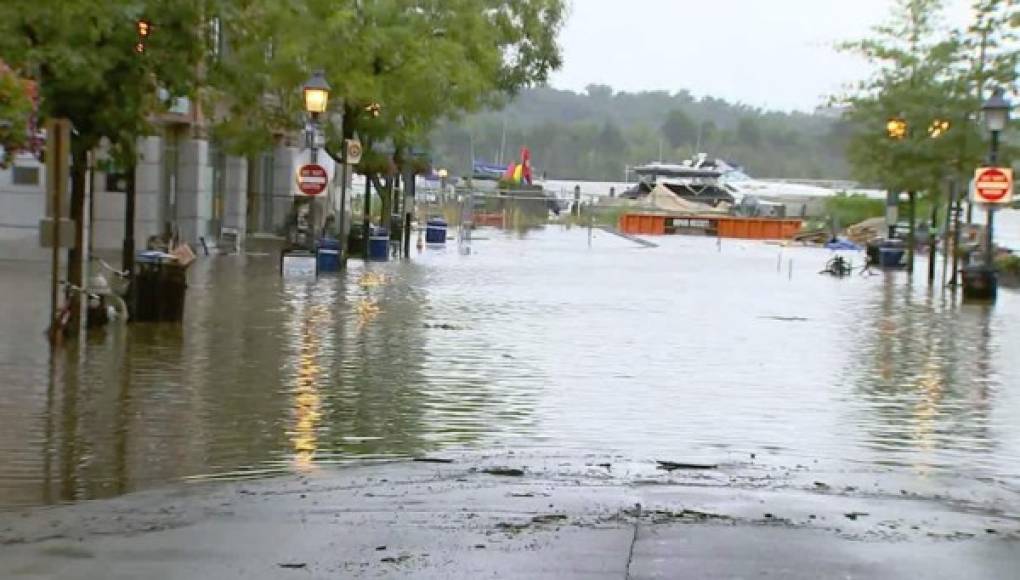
<box><xmin>316</xmin><ymin>238</ymin><xmax>341</xmax><ymax>272</ymax></box>
<box><xmin>878</xmin><ymin>247</ymin><xmax>905</xmax><ymax>268</ymax></box>
<box><xmin>426</xmin><ymin>217</ymin><xmax>448</xmax><ymax>244</ymax></box>
<box><xmin>368</xmin><ymin>227</ymin><xmax>390</xmax><ymax>261</ymax></box>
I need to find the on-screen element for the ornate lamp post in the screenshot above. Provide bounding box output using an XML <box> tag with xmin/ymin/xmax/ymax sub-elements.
<box><xmin>302</xmin><ymin>71</ymin><xmax>330</xmax><ymax>163</ymax></box>
<box><xmin>980</xmin><ymin>87</ymin><xmax>1010</xmax><ymax>268</ymax></box>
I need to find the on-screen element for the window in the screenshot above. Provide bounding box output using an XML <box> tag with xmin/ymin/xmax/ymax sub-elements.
<box><xmin>12</xmin><ymin>166</ymin><xmax>40</xmax><ymax>186</ymax></box>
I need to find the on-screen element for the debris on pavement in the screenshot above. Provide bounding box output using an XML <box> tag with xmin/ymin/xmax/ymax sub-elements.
<box><xmin>656</xmin><ymin>461</ymin><xmax>718</xmax><ymax>471</ymax></box>
<box><xmin>482</xmin><ymin>468</ymin><xmax>525</xmax><ymax>477</ymax></box>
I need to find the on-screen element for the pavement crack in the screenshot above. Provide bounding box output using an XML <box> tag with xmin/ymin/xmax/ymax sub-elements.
<box><xmin>624</xmin><ymin>521</ymin><xmax>639</xmax><ymax>580</ymax></box>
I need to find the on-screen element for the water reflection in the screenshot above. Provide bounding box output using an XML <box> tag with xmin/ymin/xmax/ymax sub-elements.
<box><xmin>2</xmin><ymin>231</ymin><xmax>1019</xmax><ymax>508</ymax></box>
<box><xmin>847</xmin><ymin>276</ymin><xmax>998</xmax><ymax>474</ymax></box>
<box><xmin>281</xmin><ymin>279</ymin><xmax>334</xmax><ymax>471</ymax></box>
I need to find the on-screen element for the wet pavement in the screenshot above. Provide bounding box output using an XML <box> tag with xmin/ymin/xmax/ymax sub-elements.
<box><xmin>2</xmin><ymin>452</ymin><xmax>1019</xmax><ymax>579</ymax></box>
<box><xmin>1</xmin><ymin>227</ymin><xmax>1019</xmax><ymax>504</ymax></box>
<box><xmin>3</xmin><ymin>226</ymin><xmax>1020</xmax><ymax>576</ymax></box>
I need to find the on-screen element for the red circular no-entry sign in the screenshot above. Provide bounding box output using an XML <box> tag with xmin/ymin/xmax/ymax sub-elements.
<box><xmin>973</xmin><ymin>167</ymin><xmax>1013</xmax><ymax>204</ymax></box>
<box><xmin>296</xmin><ymin>164</ymin><xmax>328</xmax><ymax>196</ymax></box>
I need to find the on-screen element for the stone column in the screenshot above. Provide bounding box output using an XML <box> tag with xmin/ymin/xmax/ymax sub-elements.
<box><xmin>175</xmin><ymin>138</ymin><xmax>213</xmax><ymax>245</ymax></box>
<box><xmin>134</xmin><ymin>136</ymin><xmax>163</xmax><ymax>250</ymax></box>
<box><xmin>271</xmin><ymin>144</ymin><xmax>298</xmax><ymax>234</ymax></box>
<box><xmin>222</xmin><ymin>155</ymin><xmax>248</xmax><ymax>241</ymax></box>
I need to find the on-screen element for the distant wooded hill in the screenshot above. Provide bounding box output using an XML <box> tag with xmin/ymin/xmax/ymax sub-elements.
<box><xmin>429</xmin><ymin>85</ymin><xmax>852</xmax><ymax>182</ymax></box>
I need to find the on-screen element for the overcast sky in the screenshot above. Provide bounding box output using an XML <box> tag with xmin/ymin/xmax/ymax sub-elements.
<box><xmin>550</xmin><ymin>0</ymin><xmax>973</xmax><ymax>112</ymax></box>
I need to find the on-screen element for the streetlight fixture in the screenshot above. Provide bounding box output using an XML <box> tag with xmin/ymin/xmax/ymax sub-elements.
<box><xmin>886</xmin><ymin>117</ymin><xmax>908</xmax><ymax>140</ymax></box>
<box><xmin>303</xmin><ymin>70</ymin><xmax>331</xmax><ymax>117</ymax></box>
<box><xmin>982</xmin><ymin>87</ymin><xmax>1010</xmax><ymax>162</ymax></box>
<box><xmin>135</xmin><ymin>19</ymin><xmax>152</xmax><ymax>54</ymax></box>
<box><xmin>302</xmin><ymin>70</ymin><xmax>330</xmax><ymax>163</ymax></box>
<box><xmin>928</xmin><ymin>119</ymin><xmax>951</xmax><ymax>139</ymax></box>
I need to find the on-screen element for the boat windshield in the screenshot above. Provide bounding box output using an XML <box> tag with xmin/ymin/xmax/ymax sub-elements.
<box><xmin>723</xmin><ymin>169</ymin><xmax>752</xmax><ymax>182</ymax></box>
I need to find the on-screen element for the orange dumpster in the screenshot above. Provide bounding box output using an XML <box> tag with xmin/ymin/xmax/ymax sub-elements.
<box><xmin>618</xmin><ymin>213</ymin><xmax>801</xmax><ymax>240</ymax></box>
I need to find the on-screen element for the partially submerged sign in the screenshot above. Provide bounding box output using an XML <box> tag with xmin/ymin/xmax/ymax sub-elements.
<box><xmin>973</xmin><ymin>167</ymin><xmax>1013</xmax><ymax>205</ymax></box>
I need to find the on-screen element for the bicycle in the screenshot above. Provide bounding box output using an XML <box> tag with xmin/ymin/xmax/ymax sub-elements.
<box><xmin>47</xmin><ymin>260</ymin><xmax>131</xmax><ymax>344</ymax></box>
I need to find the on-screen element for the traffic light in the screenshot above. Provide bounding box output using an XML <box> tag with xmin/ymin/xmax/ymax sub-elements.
<box><xmin>886</xmin><ymin>117</ymin><xmax>908</xmax><ymax>140</ymax></box>
<box><xmin>928</xmin><ymin>119</ymin><xmax>950</xmax><ymax>139</ymax></box>
<box><xmin>135</xmin><ymin>19</ymin><xmax>152</xmax><ymax>54</ymax></box>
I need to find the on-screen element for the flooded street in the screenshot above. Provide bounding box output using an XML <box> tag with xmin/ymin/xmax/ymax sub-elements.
<box><xmin>2</xmin><ymin>227</ymin><xmax>1019</xmax><ymax>510</ymax></box>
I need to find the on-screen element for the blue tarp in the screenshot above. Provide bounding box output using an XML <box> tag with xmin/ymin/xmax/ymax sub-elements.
<box><xmin>825</xmin><ymin>239</ymin><xmax>862</xmax><ymax>251</ymax></box>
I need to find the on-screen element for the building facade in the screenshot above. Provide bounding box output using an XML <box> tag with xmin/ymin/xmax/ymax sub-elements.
<box><xmin>0</xmin><ymin>117</ymin><xmax>319</xmax><ymax>261</ymax></box>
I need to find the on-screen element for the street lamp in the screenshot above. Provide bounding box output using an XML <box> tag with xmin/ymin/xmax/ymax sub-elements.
<box><xmin>981</xmin><ymin>87</ymin><xmax>1011</xmax><ymax>269</ymax></box>
<box><xmin>886</xmin><ymin>117</ymin><xmax>908</xmax><ymax>140</ymax></box>
<box><xmin>303</xmin><ymin>70</ymin><xmax>331</xmax><ymax>117</ymax></box>
<box><xmin>302</xmin><ymin>70</ymin><xmax>330</xmax><ymax>163</ymax></box>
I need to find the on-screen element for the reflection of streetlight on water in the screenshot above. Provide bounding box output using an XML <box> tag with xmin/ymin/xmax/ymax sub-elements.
<box><xmin>284</xmin><ymin>284</ymin><xmax>335</xmax><ymax>471</ymax></box>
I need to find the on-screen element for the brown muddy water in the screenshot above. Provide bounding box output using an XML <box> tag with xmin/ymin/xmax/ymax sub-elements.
<box><xmin>1</xmin><ymin>227</ymin><xmax>1019</xmax><ymax>509</ymax></box>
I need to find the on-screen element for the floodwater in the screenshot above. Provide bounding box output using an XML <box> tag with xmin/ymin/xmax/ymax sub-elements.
<box><xmin>1</xmin><ymin>227</ymin><xmax>1019</xmax><ymax>509</ymax></box>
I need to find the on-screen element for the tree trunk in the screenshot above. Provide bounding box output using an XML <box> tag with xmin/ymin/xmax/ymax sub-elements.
<box><xmin>380</xmin><ymin>174</ymin><xmax>393</xmax><ymax>237</ymax></box>
<box><xmin>66</xmin><ymin>147</ymin><xmax>88</xmax><ymax>333</ymax></box>
<box><xmin>123</xmin><ymin>162</ymin><xmax>136</xmax><ymax>273</ymax></box>
<box><xmin>928</xmin><ymin>191</ymin><xmax>938</xmax><ymax>285</ymax></box>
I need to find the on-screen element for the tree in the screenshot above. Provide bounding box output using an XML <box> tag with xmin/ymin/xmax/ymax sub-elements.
<box><xmin>207</xmin><ymin>0</ymin><xmax>566</xmax><ymax>177</ymax></box>
<box><xmin>737</xmin><ymin>117</ymin><xmax>763</xmax><ymax>147</ymax></box>
<box><xmin>0</xmin><ymin>63</ymin><xmax>33</xmax><ymax>167</ymax></box>
<box><xmin>0</xmin><ymin>0</ymin><xmax>212</xmax><ymax>304</ymax></box>
<box><xmin>661</xmin><ymin>109</ymin><xmax>696</xmax><ymax>148</ymax></box>
<box><xmin>430</xmin><ymin>86</ymin><xmax>854</xmax><ymax>181</ymax></box>
<box><xmin>836</xmin><ymin>0</ymin><xmax>987</xmax><ymax>194</ymax></box>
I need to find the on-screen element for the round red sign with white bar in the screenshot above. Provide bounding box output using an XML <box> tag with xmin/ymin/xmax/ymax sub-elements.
<box><xmin>296</xmin><ymin>164</ymin><xmax>328</xmax><ymax>196</ymax></box>
<box><xmin>973</xmin><ymin>167</ymin><xmax>1013</xmax><ymax>205</ymax></box>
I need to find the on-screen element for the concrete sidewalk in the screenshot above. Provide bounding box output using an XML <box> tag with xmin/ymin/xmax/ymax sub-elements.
<box><xmin>2</xmin><ymin>453</ymin><xmax>1018</xmax><ymax>579</ymax></box>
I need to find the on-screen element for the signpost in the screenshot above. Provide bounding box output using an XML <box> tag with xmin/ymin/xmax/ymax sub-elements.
<box><xmin>296</xmin><ymin>163</ymin><xmax>328</xmax><ymax>196</ymax></box>
<box><xmin>345</xmin><ymin>139</ymin><xmax>363</xmax><ymax>165</ymax></box>
<box><xmin>972</xmin><ymin>167</ymin><xmax>1013</xmax><ymax>205</ymax></box>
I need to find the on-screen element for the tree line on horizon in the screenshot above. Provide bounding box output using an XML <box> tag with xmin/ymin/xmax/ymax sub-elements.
<box><xmin>430</xmin><ymin>85</ymin><xmax>854</xmax><ymax>183</ymax></box>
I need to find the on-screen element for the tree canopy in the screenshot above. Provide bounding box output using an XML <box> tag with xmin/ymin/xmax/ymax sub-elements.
<box><xmin>0</xmin><ymin>62</ymin><xmax>34</xmax><ymax>167</ymax></box>
<box><xmin>836</xmin><ymin>0</ymin><xmax>1019</xmax><ymax>194</ymax></box>
<box><xmin>0</xmin><ymin>0</ymin><xmax>209</xmax><ymax>163</ymax></box>
<box><xmin>207</xmin><ymin>0</ymin><xmax>566</xmax><ymax>175</ymax></box>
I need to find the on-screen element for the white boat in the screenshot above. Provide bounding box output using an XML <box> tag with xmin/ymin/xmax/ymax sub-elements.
<box><xmin>624</xmin><ymin>154</ymin><xmax>885</xmax><ymax>217</ymax></box>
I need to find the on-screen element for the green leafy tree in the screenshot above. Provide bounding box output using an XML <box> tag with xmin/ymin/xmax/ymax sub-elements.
<box><xmin>661</xmin><ymin>109</ymin><xmax>696</xmax><ymax>149</ymax></box>
<box><xmin>208</xmin><ymin>0</ymin><xmax>565</xmax><ymax>180</ymax></box>
<box><xmin>0</xmin><ymin>0</ymin><xmax>213</xmax><ymax>286</ymax></box>
<box><xmin>737</xmin><ymin>117</ymin><xmax>763</xmax><ymax>147</ymax></box>
<box><xmin>0</xmin><ymin>63</ymin><xmax>33</xmax><ymax>167</ymax></box>
<box><xmin>836</xmin><ymin>0</ymin><xmax>986</xmax><ymax>194</ymax></box>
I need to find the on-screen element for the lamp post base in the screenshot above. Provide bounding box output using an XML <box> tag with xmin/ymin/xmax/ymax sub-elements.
<box><xmin>961</xmin><ymin>264</ymin><xmax>998</xmax><ymax>302</ymax></box>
